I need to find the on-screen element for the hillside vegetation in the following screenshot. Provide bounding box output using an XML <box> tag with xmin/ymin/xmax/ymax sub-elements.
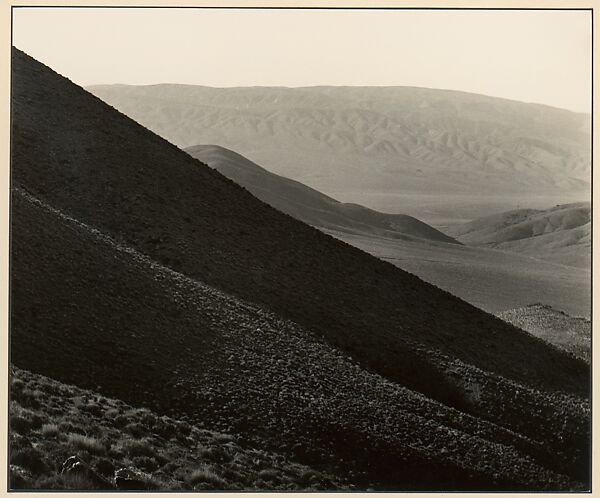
<box><xmin>10</xmin><ymin>47</ymin><xmax>591</xmax><ymax>490</ymax></box>
<box><xmin>10</xmin><ymin>366</ymin><xmax>342</xmax><ymax>490</ymax></box>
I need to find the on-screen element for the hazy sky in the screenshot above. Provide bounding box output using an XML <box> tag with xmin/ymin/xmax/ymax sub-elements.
<box><xmin>13</xmin><ymin>7</ymin><xmax>592</xmax><ymax>112</ymax></box>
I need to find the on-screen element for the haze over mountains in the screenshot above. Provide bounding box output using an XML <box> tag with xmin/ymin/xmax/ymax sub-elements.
<box><xmin>89</xmin><ymin>83</ymin><xmax>590</xmax><ymax>224</ymax></box>
<box><xmin>10</xmin><ymin>48</ymin><xmax>590</xmax><ymax>490</ymax></box>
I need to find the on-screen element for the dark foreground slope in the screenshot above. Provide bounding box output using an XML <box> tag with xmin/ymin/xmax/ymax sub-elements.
<box><xmin>185</xmin><ymin>144</ymin><xmax>459</xmax><ymax>244</ymax></box>
<box><xmin>10</xmin><ymin>48</ymin><xmax>588</xmax><ymax>402</ymax></box>
<box><xmin>11</xmin><ymin>188</ymin><xmax>589</xmax><ymax>489</ymax></box>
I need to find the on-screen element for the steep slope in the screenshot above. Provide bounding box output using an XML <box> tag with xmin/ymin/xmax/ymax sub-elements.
<box><xmin>185</xmin><ymin>144</ymin><xmax>458</xmax><ymax>244</ymax></box>
<box><xmin>88</xmin><ymin>83</ymin><xmax>590</xmax><ymax>223</ymax></box>
<box><xmin>10</xmin><ymin>48</ymin><xmax>591</xmax><ymax>488</ymax></box>
<box><xmin>11</xmin><ymin>47</ymin><xmax>589</xmax><ymax>400</ymax></box>
<box><xmin>496</xmin><ymin>305</ymin><xmax>591</xmax><ymax>362</ymax></box>
<box><xmin>10</xmin><ymin>187</ymin><xmax>589</xmax><ymax>490</ymax></box>
<box><xmin>446</xmin><ymin>204</ymin><xmax>591</xmax><ymax>268</ymax></box>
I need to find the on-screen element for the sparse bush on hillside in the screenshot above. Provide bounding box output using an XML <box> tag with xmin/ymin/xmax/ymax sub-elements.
<box><xmin>67</xmin><ymin>434</ymin><xmax>106</xmax><ymax>455</ymax></box>
<box><xmin>40</xmin><ymin>423</ymin><xmax>60</xmax><ymax>438</ymax></box>
<box><xmin>8</xmin><ymin>366</ymin><xmax>342</xmax><ymax>491</ymax></box>
<box><xmin>187</xmin><ymin>466</ymin><xmax>227</xmax><ymax>490</ymax></box>
<box><xmin>121</xmin><ymin>438</ymin><xmax>157</xmax><ymax>458</ymax></box>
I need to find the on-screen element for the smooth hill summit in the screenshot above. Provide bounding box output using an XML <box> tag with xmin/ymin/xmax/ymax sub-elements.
<box><xmin>185</xmin><ymin>144</ymin><xmax>459</xmax><ymax>244</ymax></box>
<box><xmin>446</xmin><ymin>203</ymin><xmax>591</xmax><ymax>268</ymax></box>
<box><xmin>11</xmin><ymin>47</ymin><xmax>590</xmax><ymax>490</ymax></box>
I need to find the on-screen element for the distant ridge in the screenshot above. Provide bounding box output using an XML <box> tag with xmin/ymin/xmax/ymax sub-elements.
<box><xmin>186</xmin><ymin>144</ymin><xmax>459</xmax><ymax>244</ymax></box>
<box><xmin>447</xmin><ymin>203</ymin><xmax>591</xmax><ymax>268</ymax></box>
<box><xmin>88</xmin><ymin>81</ymin><xmax>590</xmax><ymax>222</ymax></box>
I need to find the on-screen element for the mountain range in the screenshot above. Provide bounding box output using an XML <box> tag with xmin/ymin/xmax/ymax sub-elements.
<box><xmin>88</xmin><ymin>83</ymin><xmax>591</xmax><ymax>225</ymax></box>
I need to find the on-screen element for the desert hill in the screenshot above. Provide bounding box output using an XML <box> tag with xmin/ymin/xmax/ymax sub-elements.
<box><xmin>185</xmin><ymin>144</ymin><xmax>458</xmax><ymax>244</ymax></box>
<box><xmin>446</xmin><ymin>203</ymin><xmax>591</xmax><ymax>268</ymax></box>
<box><xmin>88</xmin><ymin>83</ymin><xmax>590</xmax><ymax>224</ymax></box>
<box><xmin>187</xmin><ymin>144</ymin><xmax>589</xmax><ymax>317</ymax></box>
<box><xmin>496</xmin><ymin>305</ymin><xmax>591</xmax><ymax>362</ymax></box>
<box><xmin>10</xmin><ymin>185</ymin><xmax>589</xmax><ymax>490</ymax></box>
<box><xmin>10</xmin><ymin>47</ymin><xmax>590</xmax><ymax>489</ymax></box>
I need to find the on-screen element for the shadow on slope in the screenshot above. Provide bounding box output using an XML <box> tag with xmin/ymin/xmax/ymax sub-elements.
<box><xmin>10</xmin><ymin>47</ymin><xmax>589</xmax><ymax>405</ymax></box>
<box><xmin>10</xmin><ymin>188</ymin><xmax>589</xmax><ymax>490</ymax></box>
<box><xmin>185</xmin><ymin>144</ymin><xmax>459</xmax><ymax>244</ymax></box>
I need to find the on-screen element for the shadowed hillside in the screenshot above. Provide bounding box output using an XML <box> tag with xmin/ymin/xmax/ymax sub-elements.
<box><xmin>10</xmin><ymin>47</ymin><xmax>591</xmax><ymax>490</ymax></box>
<box><xmin>185</xmin><ymin>144</ymin><xmax>458</xmax><ymax>244</ymax></box>
<box><xmin>10</xmin><ymin>186</ymin><xmax>590</xmax><ymax>490</ymax></box>
<box><xmin>446</xmin><ymin>203</ymin><xmax>591</xmax><ymax>268</ymax></box>
<box><xmin>88</xmin><ymin>83</ymin><xmax>590</xmax><ymax>223</ymax></box>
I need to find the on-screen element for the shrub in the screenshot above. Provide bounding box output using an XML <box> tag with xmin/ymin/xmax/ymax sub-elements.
<box><xmin>113</xmin><ymin>414</ymin><xmax>129</xmax><ymax>428</ymax></box>
<box><xmin>121</xmin><ymin>438</ymin><xmax>157</xmax><ymax>458</ymax></box>
<box><xmin>124</xmin><ymin>422</ymin><xmax>147</xmax><ymax>438</ymax></box>
<box><xmin>59</xmin><ymin>421</ymin><xmax>86</xmax><ymax>435</ymax></box>
<box><xmin>36</xmin><ymin>472</ymin><xmax>101</xmax><ymax>490</ymax></box>
<box><xmin>80</xmin><ymin>403</ymin><xmax>103</xmax><ymax>417</ymax></box>
<box><xmin>9</xmin><ymin>464</ymin><xmax>32</xmax><ymax>489</ymax></box>
<box><xmin>10</xmin><ymin>414</ymin><xmax>34</xmax><ymax>435</ymax></box>
<box><xmin>67</xmin><ymin>434</ymin><xmax>106</xmax><ymax>455</ymax></box>
<box><xmin>40</xmin><ymin>423</ymin><xmax>60</xmax><ymax>438</ymax></box>
<box><xmin>132</xmin><ymin>455</ymin><xmax>159</xmax><ymax>472</ymax></box>
<box><xmin>10</xmin><ymin>447</ymin><xmax>47</xmax><ymax>474</ymax></box>
<box><xmin>258</xmin><ymin>468</ymin><xmax>280</xmax><ymax>482</ymax></box>
<box><xmin>187</xmin><ymin>466</ymin><xmax>227</xmax><ymax>490</ymax></box>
